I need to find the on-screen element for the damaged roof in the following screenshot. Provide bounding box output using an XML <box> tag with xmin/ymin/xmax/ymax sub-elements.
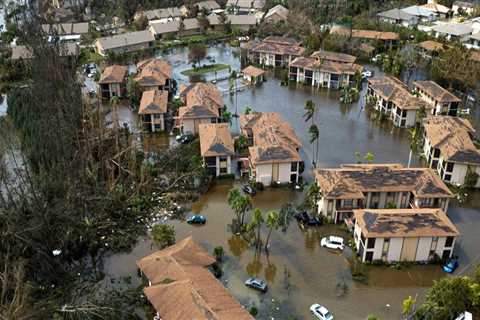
<box><xmin>354</xmin><ymin>208</ymin><xmax>459</xmax><ymax>238</ymax></box>
<box><xmin>413</xmin><ymin>80</ymin><xmax>460</xmax><ymax>103</ymax></box>
<box><xmin>199</xmin><ymin>123</ymin><xmax>234</xmax><ymax>157</ymax></box>
<box><xmin>368</xmin><ymin>76</ymin><xmax>426</xmax><ymax>110</ymax></box>
<box><xmin>139</xmin><ymin>90</ymin><xmax>168</xmax><ymax>115</ymax></box>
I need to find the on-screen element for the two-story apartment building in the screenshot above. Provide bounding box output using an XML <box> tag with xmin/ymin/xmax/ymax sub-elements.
<box><xmin>353</xmin><ymin>208</ymin><xmax>459</xmax><ymax>263</ymax></box>
<box><xmin>199</xmin><ymin>123</ymin><xmax>234</xmax><ymax>177</ymax></box>
<box><xmin>314</xmin><ymin>164</ymin><xmax>454</xmax><ymax>223</ymax></box>
<box><xmin>240</xmin><ymin>112</ymin><xmax>302</xmax><ymax>185</ymax></box>
<box><xmin>367</xmin><ymin>76</ymin><xmax>428</xmax><ymax>128</ymax></box>
<box><xmin>244</xmin><ymin>36</ymin><xmax>305</xmax><ymax>67</ymax></box>
<box><xmin>175</xmin><ymin>83</ymin><xmax>224</xmax><ymax>135</ymax></box>
<box><xmin>423</xmin><ymin>116</ymin><xmax>480</xmax><ymax>187</ymax></box>
<box><xmin>413</xmin><ymin>80</ymin><xmax>461</xmax><ymax>116</ymax></box>
<box><xmin>95</xmin><ymin>30</ymin><xmax>155</xmax><ymax>56</ymax></box>
<box><xmin>134</xmin><ymin>58</ymin><xmax>173</xmax><ymax>93</ymax></box>
<box><xmin>138</xmin><ymin>90</ymin><xmax>168</xmax><ymax>132</ymax></box>
<box><xmin>289</xmin><ymin>50</ymin><xmax>363</xmax><ymax>89</ymax></box>
<box><xmin>98</xmin><ymin>65</ymin><xmax>128</xmax><ymax>99</ymax></box>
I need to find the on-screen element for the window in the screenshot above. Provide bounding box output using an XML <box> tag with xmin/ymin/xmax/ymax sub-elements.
<box><xmin>431</xmin><ymin>237</ymin><xmax>438</xmax><ymax>251</ymax></box>
<box><xmin>343</xmin><ymin>199</ymin><xmax>353</xmax><ymax>207</ymax></box>
<box><xmin>442</xmin><ymin>250</ymin><xmax>451</xmax><ymax>260</ymax></box>
<box><xmin>154</xmin><ymin>124</ymin><xmax>161</xmax><ymax>130</ymax></box>
<box><xmin>153</xmin><ymin>114</ymin><xmax>162</xmax><ymax>119</ymax></box>
<box><xmin>445</xmin><ymin>236</ymin><xmax>454</xmax><ymax>247</ymax></box>
<box><xmin>367</xmin><ymin>238</ymin><xmax>375</xmax><ymax>249</ymax></box>
<box><xmin>327</xmin><ymin>200</ymin><xmax>333</xmax><ymax>214</ymax></box>
<box><xmin>444</xmin><ymin>174</ymin><xmax>451</xmax><ymax>182</ymax></box>
<box><xmin>433</xmin><ymin>149</ymin><xmax>440</xmax><ymax>157</ymax></box>
<box><xmin>446</xmin><ymin>162</ymin><xmax>454</xmax><ymax>173</ymax></box>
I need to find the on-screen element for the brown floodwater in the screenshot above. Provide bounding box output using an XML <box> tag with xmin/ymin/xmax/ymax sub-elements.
<box><xmin>103</xmin><ymin>44</ymin><xmax>480</xmax><ymax>319</ymax></box>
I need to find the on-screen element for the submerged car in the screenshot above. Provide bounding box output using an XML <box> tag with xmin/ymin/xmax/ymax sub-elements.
<box><xmin>443</xmin><ymin>259</ymin><xmax>459</xmax><ymax>273</ymax></box>
<box><xmin>320</xmin><ymin>236</ymin><xmax>345</xmax><ymax>251</ymax></box>
<box><xmin>310</xmin><ymin>304</ymin><xmax>333</xmax><ymax>320</ymax></box>
<box><xmin>244</xmin><ymin>277</ymin><xmax>267</xmax><ymax>292</ymax></box>
<box><xmin>242</xmin><ymin>185</ymin><xmax>256</xmax><ymax>195</ymax></box>
<box><xmin>294</xmin><ymin>211</ymin><xmax>322</xmax><ymax>226</ymax></box>
<box><xmin>176</xmin><ymin>133</ymin><xmax>195</xmax><ymax>144</ymax></box>
<box><xmin>361</xmin><ymin>70</ymin><xmax>373</xmax><ymax>78</ymax></box>
<box><xmin>186</xmin><ymin>215</ymin><xmax>206</xmax><ymax>224</ymax></box>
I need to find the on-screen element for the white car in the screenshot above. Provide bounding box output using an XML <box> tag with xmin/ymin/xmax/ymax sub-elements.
<box><xmin>320</xmin><ymin>236</ymin><xmax>345</xmax><ymax>251</ymax></box>
<box><xmin>362</xmin><ymin>70</ymin><xmax>372</xmax><ymax>78</ymax></box>
<box><xmin>310</xmin><ymin>304</ymin><xmax>333</xmax><ymax>320</ymax></box>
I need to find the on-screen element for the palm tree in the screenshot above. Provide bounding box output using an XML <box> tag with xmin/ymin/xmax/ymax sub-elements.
<box><xmin>408</xmin><ymin>127</ymin><xmax>420</xmax><ymax>168</ymax></box>
<box><xmin>248</xmin><ymin>208</ymin><xmax>264</xmax><ymax>250</ymax></box>
<box><xmin>264</xmin><ymin>211</ymin><xmax>280</xmax><ymax>251</ymax></box>
<box><xmin>303</xmin><ymin>100</ymin><xmax>315</xmax><ymax>123</ymax></box>
<box><xmin>227</xmin><ymin>188</ymin><xmax>252</xmax><ymax>231</ymax></box>
<box><xmin>304</xmin><ymin>100</ymin><xmax>318</xmax><ymax>167</ymax></box>
<box><xmin>309</xmin><ymin>124</ymin><xmax>319</xmax><ymax>168</ymax></box>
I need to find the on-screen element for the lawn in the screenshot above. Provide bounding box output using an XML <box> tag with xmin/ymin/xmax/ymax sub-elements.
<box><xmin>180</xmin><ymin>63</ymin><xmax>230</xmax><ymax>76</ymax></box>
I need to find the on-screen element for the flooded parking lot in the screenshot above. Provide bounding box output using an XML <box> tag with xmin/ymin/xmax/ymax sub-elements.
<box><xmin>104</xmin><ymin>43</ymin><xmax>480</xmax><ymax>319</ymax></box>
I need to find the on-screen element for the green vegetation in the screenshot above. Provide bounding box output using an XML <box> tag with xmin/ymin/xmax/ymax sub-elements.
<box><xmin>151</xmin><ymin>225</ymin><xmax>176</xmax><ymax>249</ymax></box>
<box><xmin>181</xmin><ymin>63</ymin><xmax>230</xmax><ymax>76</ymax></box>
<box><xmin>213</xmin><ymin>246</ymin><xmax>224</xmax><ymax>262</ymax></box>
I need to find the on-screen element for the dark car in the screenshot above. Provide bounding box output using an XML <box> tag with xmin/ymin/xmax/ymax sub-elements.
<box><xmin>242</xmin><ymin>185</ymin><xmax>256</xmax><ymax>195</ymax></box>
<box><xmin>186</xmin><ymin>215</ymin><xmax>206</xmax><ymax>224</ymax></box>
<box><xmin>443</xmin><ymin>259</ymin><xmax>459</xmax><ymax>273</ymax></box>
<box><xmin>294</xmin><ymin>211</ymin><xmax>322</xmax><ymax>226</ymax></box>
<box><xmin>245</xmin><ymin>277</ymin><xmax>267</xmax><ymax>292</ymax></box>
<box><xmin>179</xmin><ymin>133</ymin><xmax>195</xmax><ymax>144</ymax></box>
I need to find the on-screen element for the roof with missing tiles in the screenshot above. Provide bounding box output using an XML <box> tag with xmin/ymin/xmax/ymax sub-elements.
<box><xmin>424</xmin><ymin>116</ymin><xmax>480</xmax><ymax>165</ymax></box>
<box><xmin>354</xmin><ymin>208</ymin><xmax>459</xmax><ymax>238</ymax></box>
<box><xmin>413</xmin><ymin>80</ymin><xmax>460</xmax><ymax>103</ymax></box>
<box><xmin>139</xmin><ymin>90</ymin><xmax>168</xmax><ymax>115</ymax></box>
<box><xmin>368</xmin><ymin>76</ymin><xmax>426</xmax><ymax>110</ymax></box>
<box><xmin>199</xmin><ymin>123</ymin><xmax>234</xmax><ymax>157</ymax></box>
<box><xmin>315</xmin><ymin>164</ymin><xmax>453</xmax><ymax>199</ymax></box>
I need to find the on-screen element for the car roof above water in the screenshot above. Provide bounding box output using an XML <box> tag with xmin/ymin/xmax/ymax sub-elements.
<box><xmin>328</xmin><ymin>236</ymin><xmax>344</xmax><ymax>243</ymax></box>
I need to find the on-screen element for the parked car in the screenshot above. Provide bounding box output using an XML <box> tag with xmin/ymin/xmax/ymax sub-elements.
<box><xmin>244</xmin><ymin>277</ymin><xmax>267</xmax><ymax>292</ymax></box>
<box><xmin>310</xmin><ymin>304</ymin><xmax>333</xmax><ymax>320</ymax></box>
<box><xmin>320</xmin><ymin>236</ymin><xmax>345</xmax><ymax>251</ymax></box>
<box><xmin>361</xmin><ymin>70</ymin><xmax>373</xmax><ymax>78</ymax></box>
<box><xmin>242</xmin><ymin>185</ymin><xmax>256</xmax><ymax>195</ymax></box>
<box><xmin>186</xmin><ymin>215</ymin><xmax>206</xmax><ymax>224</ymax></box>
<box><xmin>443</xmin><ymin>259</ymin><xmax>459</xmax><ymax>273</ymax></box>
<box><xmin>294</xmin><ymin>211</ymin><xmax>322</xmax><ymax>226</ymax></box>
<box><xmin>176</xmin><ymin>133</ymin><xmax>195</xmax><ymax>144</ymax></box>
<box><xmin>455</xmin><ymin>311</ymin><xmax>472</xmax><ymax>320</ymax></box>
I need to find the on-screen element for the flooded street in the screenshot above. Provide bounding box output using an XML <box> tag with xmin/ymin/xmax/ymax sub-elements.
<box><xmin>104</xmin><ymin>44</ymin><xmax>480</xmax><ymax>319</ymax></box>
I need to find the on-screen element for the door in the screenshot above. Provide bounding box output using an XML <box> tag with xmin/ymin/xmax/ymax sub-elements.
<box><xmin>272</xmin><ymin>163</ymin><xmax>279</xmax><ymax>182</ymax></box>
<box><xmin>400</xmin><ymin>238</ymin><xmax>419</xmax><ymax>261</ymax></box>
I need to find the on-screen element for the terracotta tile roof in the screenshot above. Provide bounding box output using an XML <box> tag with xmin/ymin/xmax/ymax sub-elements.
<box><xmin>290</xmin><ymin>57</ymin><xmax>362</xmax><ymax>75</ymax></box>
<box><xmin>199</xmin><ymin>123</ymin><xmax>234</xmax><ymax>157</ymax></box>
<box><xmin>353</xmin><ymin>208</ymin><xmax>459</xmax><ymax>238</ymax></box>
<box><xmin>424</xmin><ymin>116</ymin><xmax>480</xmax><ymax>165</ymax></box>
<box><xmin>417</xmin><ymin>40</ymin><xmax>449</xmax><ymax>52</ymax></box>
<box><xmin>177</xmin><ymin>83</ymin><xmax>224</xmax><ymax>121</ymax></box>
<box><xmin>135</xmin><ymin>58</ymin><xmax>172</xmax><ymax>87</ymax></box>
<box><xmin>413</xmin><ymin>80</ymin><xmax>460</xmax><ymax>103</ymax></box>
<box><xmin>420</xmin><ymin>2</ymin><xmax>450</xmax><ymax>14</ymax></box>
<box><xmin>139</xmin><ymin>90</ymin><xmax>168</xmax><ymax>115</ymax></box>
<box><xmin>98</xmin><ymin>65</ymin><xmax>128</xmax><ymax>84</ymax></box>
<box><xmin>240</xmin><ymin>112</ymin><xmax>302</xmax><ymax>164</ymax></box>
<box><xmin>242</xmin><ymin>65</ymin><xmax>265</xmax><ymax>77</ymax></box>
<box><xmin>351</xmin><ymin>29</ymin><xmax>400</xmax><ymax>41</ymax></box>
<box><xmin>315</xmin><ymin>164</ymin><xmax>454</xmax><ymax>199</ymax></box>
<box><xmin>249</xmin><ymin>36</ymin><xmax>304</xmax><ymax>56</ymax></box>
<box><xmin>310</xmin><ymin>50</ymin><xmax>357</xmax><ymax>64</ymax></box>
<box><xmin>368</xmin><ymin>76</ymin><xmax>426</xmax><ymax>110</ymax></box>
<box><xmin>138</xmin><ymin>237</ymin><xmax>253</xmax><ymax>320</ymax></box>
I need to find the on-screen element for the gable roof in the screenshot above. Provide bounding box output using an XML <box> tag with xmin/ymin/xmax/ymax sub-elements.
<box><xmin>354</xmin><ymin>208</ymin><xmax>459</xmax><ymax>238</ymax></box>
<box><xmin>139</xmin><ymin>90</ymin><xmax>168</xmax><ymax>115</ymax></box>
<box><xmin>424</xmin><ymin>116</ymin><xmax>480</xmax><ymax>165</ymax></box>
<box><xmin>315</xmin><ymin>164</ymin><xmax>454</xmax><ymax>199</ymax></box>
<box><xmin>41</xmin><ymin>22</ymin><xmax>89</xmax><ymax>35</ymax></box>
<box><xmin>432</xmin><ymin>23</ymin><xmax>473</xmax><ymax>36</ymax></box>
<box><xmin>368</xmin><ymin>76</ymin><xmax>426</xmax><ymax>110</ymax></box>
<box><xmin>140</xmin><ymin>7</ymin><xmax>182</xmax><ymax>20</ymax></box>
<box><xmin>177</xmin><ymin>83</ymin><xmax>223</xmax><ymax>121</ymax></box>
<box><xmin>351</xmin><ymin>29</ymin><xmax>400</xmax><ymax>40</ymax></box>
<box><xmin>377</xmin><ymin>8</ymin><xmax>417</xmax><ymax>22</ymax></box>
<box><xmin>290</xmin><ymin>57</ymin><xmax>363</xmax><ymax>75</ymax></box>
<box><xmin>199</xmin><ymin>123</ymin><xmax>234</xmax><ymax>157</ymax></box>
<box><xmin>194</xmin><ymin>0</ymin><xmax>221</xmax><ymax>10</ymax></box>
<box><xmin>264</xmin><ymin>4</ymin><xmax>289</xmax><ymax>20</ymax></box>
<box><xmin>134</xmin><ymin>58</ymin><xmax>172</xmax><ymax>87</ymax></box>
<box><xmin>98</xmin><ymin>65</ymin><xmax>128</xmax><ymax>84</ymax></box>
<box><xmin>413</xmin><ymin>80</ymin><xmax>460</xmax><ymax>103</ymax></box>
<box><xmin>96</xmin><ymin>30</ymin><xmax>155</xmax><ymax>51</ymax></box>
<box><xmin>417</xmin><ymin>40</ymin><xmax>449</xmax><ymax>52</ymax></box>
<box><xmin>420</xmin><ymin>2</ymin><xmax>450</xmax><ymax>14</ymax></box>
<box><xmin>402</xmin><ymin>5</ymin><xmax>437</xmax><ymax>18</ymax></box>
<box><xmin>310</xmin><ymin>49</ymin><xmax>357</xmax><ymax>64</ymax></box>
<box><xmin>248</xmin><ymin>36</ymin><xmax>304</xmax><ymax>56</ymax></box>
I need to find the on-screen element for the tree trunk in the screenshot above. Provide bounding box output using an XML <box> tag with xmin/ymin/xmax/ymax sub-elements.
<box><xmin>265</xmin><ymin>228</ymin><xmax>273</xmax><ymax>251</ymax></box>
